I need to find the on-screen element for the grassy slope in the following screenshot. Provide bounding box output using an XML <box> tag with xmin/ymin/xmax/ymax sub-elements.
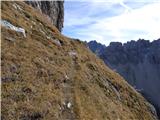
<box><xmin>1</xmin><ymin>1</ymin><xmax>157</xmax><ymax>120</ymax></box>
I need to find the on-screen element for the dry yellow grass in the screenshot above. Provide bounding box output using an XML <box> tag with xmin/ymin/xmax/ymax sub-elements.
<box><xmin>1</xmin><ymin>1</ymin><xmax>157</xmax><ymax>120</ymax></box>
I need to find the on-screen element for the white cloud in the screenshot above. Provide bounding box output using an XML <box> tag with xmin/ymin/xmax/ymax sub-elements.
<box><xmin>63</xmin><ymin>1</ymin><xmax>160</xmax><ymax>46</ymax></box>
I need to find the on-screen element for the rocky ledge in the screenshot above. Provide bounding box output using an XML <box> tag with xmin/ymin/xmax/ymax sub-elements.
<box><xmin>26</xmin><ymin>1</ymin><xmax>64</xmax><ymax>32</ymax></box>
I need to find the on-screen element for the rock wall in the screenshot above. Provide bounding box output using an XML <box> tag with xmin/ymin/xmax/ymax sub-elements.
<box><xmin>26</xmin><ymin>1</ymin><xmax>64</xmax><ymax>32</ymax></box>
<box><xmin>88</xmin><ymin>39</ymin><xmax>160</xmax><ymax>116</ymax></box>
<box><xmin>1</xmin><ymin>1</ymin><xmax>159</xmax><ymax>119</ymax></box>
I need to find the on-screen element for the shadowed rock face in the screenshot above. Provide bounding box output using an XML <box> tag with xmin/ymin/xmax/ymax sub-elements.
<box><xmin>1</xmin><ymin>1</ymin><xmax>159</xmax><ymax>119</ymax></box>
<box><xmin>87</xmin><ymin>40</ymin><xmax>106</xmax><ymax>56</ymax></box>
<box><xmin>88</xmin><ymin>39</ymin><xmax>160</xmax><ymax>117</ymax></box>
<box><xmin>26</xmin><ymin>1</ymin><xmax>64</xmax><ymax>32</ymax></box>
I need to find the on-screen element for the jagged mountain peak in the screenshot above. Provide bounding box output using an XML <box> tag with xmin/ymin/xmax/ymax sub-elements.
<box><xmin>1</xmin><ymin>1</ymin><xmax>158</xmax><ymax>120</ymax></box>
<box><xmin>88</xmin><ymin>39</ymin><xmax>160</xmax><ymax>118</ymax></box>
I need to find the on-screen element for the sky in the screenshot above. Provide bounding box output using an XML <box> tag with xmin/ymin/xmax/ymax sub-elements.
<box><xmin>62</xmin><ymin>0</ymin><xmax>160</xmax><ymax>46</ymax></box>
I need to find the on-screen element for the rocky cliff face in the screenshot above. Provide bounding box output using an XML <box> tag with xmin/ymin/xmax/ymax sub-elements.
<box><xmin>25</xmin><ymin>1</ymin><xmax>64</xmax><ymax>32</ymax></box>
<box><xmin>87</xmin><ymin>40</ymin><xmax>106</xmax><ymax>56</ymax></box>
<box><xmin>1</xmin><ymin>1</ymin><xmax>158</xmax><ymax>120</ymax></box>
<box><xmin>88</xmin><ymin>39</ymin><xmax>160</xmax><ymax>117</ymax></box>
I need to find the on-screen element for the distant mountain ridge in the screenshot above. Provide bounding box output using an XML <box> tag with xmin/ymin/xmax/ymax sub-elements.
<box><xmin>1</xmin><ymin>1</ymin><xmax>158</xmax><ymax>119</ymax></box>
<box><xmin>88</xmin><ymin>39</ymin><xmax>160</xmax><ymax>117</ymax></box>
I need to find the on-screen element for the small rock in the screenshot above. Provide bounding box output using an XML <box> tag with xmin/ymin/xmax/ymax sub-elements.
<box><xmin>46</xmin><ymin>36</ymin><xmax>51</xmax><ymax>39</ymax></box>
<box><xmin>5</xmin><ymin>37</ymin><xmax>16</xmax><ymax>42</ymax></box>
<box><xmin>147</xmin><ymin>102</ymin><xmax>158</xmax><ymax>118</ymax></box>
<box><xmin>1</xmin><ymin>20</ymin><xmax>26</xmax><ymax>37</ymax></box>
<box><xmin>12</xmin><ymin>3</ymin><xmax>22</xmax><ymax>11</ymax></box>
<box><xmin>52</xmin><ymin>39</ymin><xmax>61</xmax><ymax>46</ymax></box>
<box><xmin>10</xmin><ymin>64</ymin><xmax>18</xmax><ymax>73</ymax></box>
<box><xmin>40</xmin><ymin>29</ymin><xmax>45</xmax><ymax>35</ymax></box>
<box><xmin>65</xmin><ymin>75</ymin><xmax>69</xmax><ymax>80</ymax></box>
<box><xmin>2</xmin><ymin>77</ymin><xmax>16</xmax><ymax>82</ymax></box>
<box><xmin>69</xmin><ymin>51</ymin><xmax>77</xmax><ymax>57</ymax></box>
<box><xmin>111</xmin><ymin>85</ymin><xmax>121</xmax><ymax>100</ymax></box>
<box><xmin>32</xmin><ymin>21</ymin><xmax>36</xmax><ymax>25</ymax></box>
<box><xmin>67</xmin><ymin>102</ymin><xmax>72</xmax><ymax>109</ymax></box>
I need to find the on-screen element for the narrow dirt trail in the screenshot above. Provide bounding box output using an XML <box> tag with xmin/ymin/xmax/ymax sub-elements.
<box><xmin>60</xmin><ymin>55</ymin><xmax>77</xmax><ymax>120</ymax></box>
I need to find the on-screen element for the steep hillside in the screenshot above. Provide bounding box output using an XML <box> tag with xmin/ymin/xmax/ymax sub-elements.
<box><xmin>88</xmin><ymin>39</ymin><xmax>160</xmax><ymax>117</ymax></box>
<box><xmin>1</xmin><ymin>1</ymin><xmax>158</xmax><ymax>120</ymax></box>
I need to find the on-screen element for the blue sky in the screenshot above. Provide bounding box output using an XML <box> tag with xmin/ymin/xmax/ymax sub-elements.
<box><xmin>62</xmin><ymin>0</ymin><xmax>160</xmax><ymax>45</ymax></box>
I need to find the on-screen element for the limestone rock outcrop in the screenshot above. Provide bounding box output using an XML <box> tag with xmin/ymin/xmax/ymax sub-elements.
<box><xmin>26</xmin><ymin>1</ymin><xmax>64</xmax><ymax>31</ymax></box>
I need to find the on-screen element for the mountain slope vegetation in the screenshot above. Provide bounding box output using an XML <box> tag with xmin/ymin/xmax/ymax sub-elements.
<box><xmin>1</xmin><ymin>1</ymin><xmax>158</xmax><ymax>120</ymax></box>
